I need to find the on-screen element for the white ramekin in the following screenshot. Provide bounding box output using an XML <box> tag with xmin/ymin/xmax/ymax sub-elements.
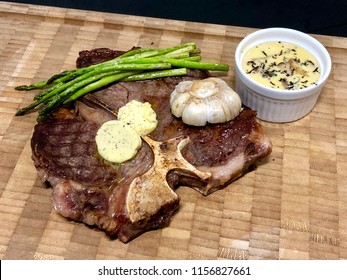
<box><xmin>234</xmin><ymin>28</ymin><xmax>332</xmax><ymax>122</ymax></box>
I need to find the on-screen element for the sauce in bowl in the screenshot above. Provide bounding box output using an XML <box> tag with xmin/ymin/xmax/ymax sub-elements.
<box><xmin>242</xmin><ymin>41</ymin><xmax>320</xmax><ymax>90</ymax></box>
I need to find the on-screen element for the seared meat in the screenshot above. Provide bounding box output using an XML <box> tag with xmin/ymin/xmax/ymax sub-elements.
<box><xmin>76</xmin><ymin>48</ymin><xmax>127</xmax><ymax>68</ymax></box>
<box><xmin>30</xmin><ymin>48</ymin><xmax>272</xmax><ymax>242</ymax></box>
<box><xmin>32</xmin><ymin>119</ymin><xmax>118</xmax><ymax>185</ymax></box>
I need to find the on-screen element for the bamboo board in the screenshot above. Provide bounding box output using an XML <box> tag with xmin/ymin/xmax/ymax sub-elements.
<box><xmin>0</xmin><ymin>1</ymin><xmax>346</xmax><ymax>260</ymax></box>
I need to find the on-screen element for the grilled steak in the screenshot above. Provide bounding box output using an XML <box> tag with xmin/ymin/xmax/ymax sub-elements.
<box><xmin>76</xmin><ymin>48</ymin><xmax>128</xmax><ymax>68</ymax></box>
<box><xmin>30</xmin><ymin>49</ymin><xmax>272</xmax><ymax>242</ymax></box>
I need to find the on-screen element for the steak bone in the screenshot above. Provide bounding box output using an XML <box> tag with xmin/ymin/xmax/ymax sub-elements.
<box><xmin>126</xmin><ymin>135</ymin><xmax>212</xmax><ymax>223</ymax></box>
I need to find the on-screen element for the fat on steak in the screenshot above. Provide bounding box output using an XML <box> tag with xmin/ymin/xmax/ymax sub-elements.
<box><xmin>30</xmin><ymin>48</ymin><xmax>272</xmax><ymax>242</ymax></box>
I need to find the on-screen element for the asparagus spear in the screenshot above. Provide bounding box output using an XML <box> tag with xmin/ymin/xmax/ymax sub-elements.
<box><xmin>16</xmin><ymin>44</ymin><xmax>195</xmax><ymax>91</ymax></box>
<box><xmin>121</xmin><ymin>68</ymin><xmax>187</xmax><ymax>82</ymax></box>
<box><xmin>15</xmin><ymin>80</ymin><xmax>49</xmax><ymax>91</ymax></box>
<box><xmin>16</xmin><ymin>62</ymin><xmax>171</xmax><ymax>116</ymax></box>
<box><xmin>15</xmin><ymin>42</ymin><xmax>229</xmax><ymax>121</ymax></box>
<box><xmin>38</xmin><ymin>71</ymin><xmax>137</xmax><ymax>122</ymax></box>
<box><xmin>61</xmin><ymin>68</ymin><xmax>188</xmax><ymax>105</ymax></box>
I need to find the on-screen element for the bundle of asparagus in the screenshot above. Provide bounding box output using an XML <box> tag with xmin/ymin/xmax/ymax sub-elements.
<box><xmin>15</xmin><ymin>42</ymin><xmax>229</xmax><ymax>122</ymax></box>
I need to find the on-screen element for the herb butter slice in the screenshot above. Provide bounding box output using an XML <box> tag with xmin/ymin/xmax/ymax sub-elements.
<box><xmin>118</xmin><ymin>100</ymin><xmax>158</xmax><ymax>136</ymax></box>
<box><xmin>96</xmin><ymin>120</ymin><xmax>142</xmax><ymax>164</ymax></box>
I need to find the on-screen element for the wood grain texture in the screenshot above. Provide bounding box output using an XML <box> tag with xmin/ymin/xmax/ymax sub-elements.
<box><xmin>0</xmin><ymin>1</ymin><xmax>346</xmax><ymax>260</ymax></box>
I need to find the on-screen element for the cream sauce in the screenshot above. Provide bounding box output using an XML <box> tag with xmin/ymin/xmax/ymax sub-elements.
<box><xmin>242</xmin><ymin>41</ymin><xmax>320</xmax><ymax>90</ymax></box>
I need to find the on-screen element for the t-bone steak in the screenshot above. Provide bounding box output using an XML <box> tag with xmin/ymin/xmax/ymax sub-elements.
<box><xmin>30</xmin><ymin>48</ymin><xmax>272</xmax><ymax>242</ymax></box>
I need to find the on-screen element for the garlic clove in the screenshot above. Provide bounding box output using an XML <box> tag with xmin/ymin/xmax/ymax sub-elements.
<box><xmin>220</xmin><ymin>93</ymin><xmax>238</xmax><ymax>119</ymax></box>
<box><xmin>182</xmin><ymin>99</ymin><xmax>207</xmax><ymax>126</ymax></box>
<box><xmin>223</xmin><ymin>90</ymin><xmax>242</xmax><ymax>119</ymax></box>
<box><xmin>205</xmin><ymin>96</ymin><xmax>226</xmax><ymax>124</ymax></box>
<box><xmin>170</xmin><ymin>90</ymin><xmax>191</xmax><ymax>118</ymax></box>
<box><xmin>175</xmin><ymin>80</ymin><xmax>192</xmax><ymax>93</ymax></box>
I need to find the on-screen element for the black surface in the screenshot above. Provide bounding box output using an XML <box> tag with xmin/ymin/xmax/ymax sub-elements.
<box><xmin>6</xmin><ymin>0</ymin><xmax>347</xmax><ymax>37</ymax></box>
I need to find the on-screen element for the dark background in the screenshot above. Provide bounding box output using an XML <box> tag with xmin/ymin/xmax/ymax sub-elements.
<box><xmin>7</xmin><ymin>0</ymin><xmax>347</xmax><ymax>37</ymax></box>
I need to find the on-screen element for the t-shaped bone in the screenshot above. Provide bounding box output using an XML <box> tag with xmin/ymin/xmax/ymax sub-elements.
<box><xmin>126</xmin><ymin>135</ymin><xmax>212</xmax><ymax>223</ymax></box>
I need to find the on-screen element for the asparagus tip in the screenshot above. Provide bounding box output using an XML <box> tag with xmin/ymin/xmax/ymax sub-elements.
<box><xmin>15</xmin><ymin>85</ymin><xmax>32</xmax><ymax>91</ymax></box>
<box><xmin>15</xmin><ymin>109</ymin><xmax>26</xmax><ymax>116</ymax></box>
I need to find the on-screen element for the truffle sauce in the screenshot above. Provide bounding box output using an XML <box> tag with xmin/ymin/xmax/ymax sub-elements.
<box><xmin>242</xmin><ymin>41</ymin><xmax>320</xmax><ymax>90</ymax></box>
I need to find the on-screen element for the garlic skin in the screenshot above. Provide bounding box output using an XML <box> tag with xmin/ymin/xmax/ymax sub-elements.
<box><xmin>170</xmin><ymin>77</ymin><xmax>242</xmax><ymax>126</ymax></box>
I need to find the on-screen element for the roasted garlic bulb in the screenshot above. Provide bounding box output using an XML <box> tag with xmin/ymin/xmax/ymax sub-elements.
<box><xmin>170</xmin><ymin>77</ymin><xmax>242</xmax><ymax>126</ymax></box>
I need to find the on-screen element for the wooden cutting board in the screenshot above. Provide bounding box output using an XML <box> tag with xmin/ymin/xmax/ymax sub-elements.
<box><xmin>0</xmin><ymin>2</ymin><xmax>346</xmax><ymax>260</ymax></box>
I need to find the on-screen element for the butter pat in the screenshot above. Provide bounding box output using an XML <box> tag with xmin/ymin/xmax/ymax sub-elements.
<box><xmin>96</xmin><ymin>120</ymin><xmax>142</xmax><ymax>164</ymax></box>
<box><xmin>242</xmin><ymin>41</ymin><xmax>320</xmax><ymax>90</ymax></box>
<box><xmin>96</xmin><ymin>100</ymin><xmax>158</xmax><ymax>164</ymax></box>
<box><xmin>118</xmin><ymin>100</ymin><xmax>158</xmax><ymax>136</ymax></box>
